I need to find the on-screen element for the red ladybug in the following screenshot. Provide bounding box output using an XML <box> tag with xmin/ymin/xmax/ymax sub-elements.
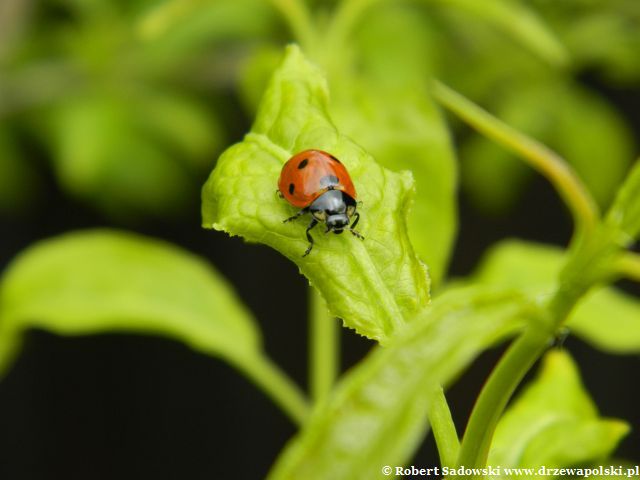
<box><xmin>278</xmin><ymin>149</ymin><xmax>364</xmax><ymax>256</ymax></box>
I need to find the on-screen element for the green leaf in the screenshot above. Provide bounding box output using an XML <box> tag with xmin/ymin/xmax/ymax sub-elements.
<box><xmin>489</xmin><ymin>350</ymin><xmax>629</xmax><ymax>472</ymax></box>
<box><xmin>139</xmin><ymin>90</ymin><xmax>224</xmax><ymax>169</ymax></box>
<box><xmin>427</xmin><ymin>0</ymin><xmax>568</xmax><ymax>66</ymax></box>
<box><xmin>473</xmin><ymin>240</ymin><xmax>564</xmax><ymax>291</ymax></box>
<box><xmin>268</xmin><ymin>286</ymin><xmax>529</xmax><ymax>480</ymax></box>
<box><xmin>137</xmin><ymin>0</ymin><xmax>277</xmax><ymax>43</ymax></box>
<box><xmin>460</xmin><ymin>85</ymin><xmax>550</xmax><ymax>215</ymax></box>
<box><xmin>553</xmin><ymin>86</ymin><xmax>633</xmax><ymax>208</ymax></box>
<box><xmin>0</xmin><ymin>230</ymin><xmax>258</xmax><ymax>374</ymax></box>
<box><xmin>238</xmin><ymin>45</ymin><xmax>284</xmax><ymax>115</ymax></box>
<box><xmin>0</xmin><ymin>230</ymin><xmax>308</xmax><ymax>423</ymax></box>
<box><xmin>568</xmin><ymin>287</ymin><xmax>640</xmax><ymax>354</ymax></box>
<box><xmin>606</xmin><ymin>160</ymin><xmax>640</xmax><ymax>245</ymax></box>
<box><xmin>202</xmin><ymin>45</ymin><xmax>430</xmax><ymax>342</ymax></box>
<box><xmin>350</xmin><ymin>3</ymin><xmax>437</xmax><ymax>86</ymax></box>
<box><xmin>47</xmin><ymin>93</ymin><xmax>194</xmax><ymax>218</ymax></box>
<box><xmin>472</xmin><ymin>239</ymin><xmax>640</xmax><ymax>353</ymax></box>
<box><xmin>330</xmin><ymin>6</ymin><xmax>457</xmax><ymax>286</ymax></box>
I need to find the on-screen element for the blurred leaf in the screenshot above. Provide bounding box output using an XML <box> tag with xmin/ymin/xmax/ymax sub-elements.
<box><xmin>539</xmin><ymin>3</ymin><xmax>640</xmax><ymax>82</ymax></box>
<box><xmin>0</xmin><ymin>230</ymin><xmax>259</xmax><ymax>377</ymax></box>
<box><xmin>473</xmin><ymin>240</ymin><xmax>564</xmax><ymax>292</ymax></box>
<box><xmin>489</xmin><ymin>350</ymin><xmax>629</xmax><ymax>474</ymax></box>
<box><xmin>137</xmin><ymin>89</ymin><xmax>224</xmax><ymax>169</ymax></box>
<box><xmin>553</xmin><ymin>86</ymin><xmax>633</xmax><ymax>208</ymax></box>
<box><xmin>460</xmin><ymin>85</ymin><xmax>553</xmax><ymax>215</ymax></box>
<box><xmin>138</xmin><ymin>0</ymin><xmax>208</xmax><ymax>39</ymax></box>
<box><xmin>202</xmin><ymin>45</ymin><xmax>430</xmax><ymax>342</ymax></box>
<box><xmin>138</xmin><ymin>0</ymin><xmax>277</xmax><ymax>43</ymax></box>
<box><xmin>472</xmin><ymin>239</ymin><xmax>640</xmax><ymax>353</ymax></box>
<box><xmin>606</xmin><ymin>160</ymin><xmax>640</xmax><ymax>245</ymax></box>
<box><xmin>569</xmin><ymin>287</ymin><xmax>640</xmax><ymax>353</ymax></box>
<box><xmin>268</xmin><ymin>286</ymin><xmax>530</xmax><ymax>480</ymax></box>
<box><xmin>427</xmin><ymin>0</ymin><xmax>568</xmax><ymax>66</ymax></box>
<box><xmin>238</xmin><ymin>45</ymin><xmax>284</xmax><ymax>115</ymax></box>
<box><xmin>352</xmin><ymin>4</ymin><xmax>437</xmax><ymax>86</ymax></box>
<box><xmin>331</xmin><ymin>5</ymin><xmax>457</xmax><ymax>286</ymax></box>
<box><xmin>136</xmin><ymin>0</ymin><xmax>279</xmax><ymax>79</ymax></box>
<box><xmin>47</xmin><ymin>93</ymin><xmax>195</xmax><ymax>218</ymax></box>
<box><xmin>461</xmin><ymin>143</ymin><xmax>531</xmax><ymax>215</ymax></box>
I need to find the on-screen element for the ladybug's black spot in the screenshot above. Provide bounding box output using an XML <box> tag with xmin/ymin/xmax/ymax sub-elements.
<box><xmin>289</xmin><ymin>183</ymin><xmax>295</xmax><ymax>195</ymax></box>
<box><xmin>319</xmin><ymin>175</ymin><xmax>339</xmax><ymax>188</ymax></box>
<box><xmin>298</xmin><ymin>158</ymin><xmax>309</xmax><ymax>169</ymax></box>
<box><xmin>329</xmin><ymin>155</ymin><xmax>341</xmax><ymax>164</ymax></box>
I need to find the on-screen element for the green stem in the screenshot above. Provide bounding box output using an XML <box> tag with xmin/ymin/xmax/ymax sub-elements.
<box><xmin>268</xmin><ymin>0</ymin><xmax>317</xmax><ymax>53</ymax></box>
<box><xmin>614</xmin><ymin>251</ymin><xmax>640</xmax><ymax>283</ymax></box>
<box><xmin>234</xmin><ymin>354</ymin><xmax>310</xmax><ymax>426</ymax></box>
<box><xmin>429</xmin><ymin>385</ymin><xmax>460</xmax><ymax>469</ymax></box>
<box><xmin>456</xmin><ymin>327</ymin><xmax>550</xmax><ymax>477</ymax></box>
<box><xmin>431</xmin><ymin>80</ymin><xmax>599</xmax><ymax>235</ymax></box>
<box><xmin>309</xmin><ymin>287</ymin><xmax>339</xmax><ymax>404</ymax></box>
<box><xmin>457</xmin><ymin>277</ymin><xmax>590</xmax><ymax>477</ymax></box>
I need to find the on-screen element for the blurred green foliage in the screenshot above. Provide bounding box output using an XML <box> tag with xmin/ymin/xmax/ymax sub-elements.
<box><xmin>2</xmin><ymin>0</ymin><xmax>638</xmax><ymax>221</ymax></box>
<box><xmin>0</xmin><ymin>0</ymin><xmax>278</xmax><ymax>219</ymax></box>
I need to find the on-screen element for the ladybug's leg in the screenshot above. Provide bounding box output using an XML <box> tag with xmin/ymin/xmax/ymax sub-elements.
<box><xmin>276</xmin><ymin>189</ymin><xmax>284</xmax><ymax>199</ymax></box>
<box><xmin>349</xmin><ymin>213</ymin><xmax>365</xmax><ymax>240</ymax></box>
<box><xmin>283</xmin><ymin>208</ymin><xmax>307</xmax><ymax>223</ymax></box>
<box><xmin>302</xmin><ymin>218</ymin><xmax>318</xmax><ymax>257</ymax></box>
<box><xmin>350</xmin><ymin>212</ymin><xmax>360</xmax><ymax>229</ymax></box>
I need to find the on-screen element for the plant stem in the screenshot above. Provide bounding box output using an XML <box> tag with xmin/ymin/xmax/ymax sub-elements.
<box><xmin>309</xmin><ymin>287</ymin><xmax>339</xmax><ymax>404</ymax></box>
<box><xmin>431</xmin><ymin>80</ymin><xmax>599</xmax><ymax>235</ymax></box>
<box><xmin>234</xmin><ymin>354</ymin><xmax>310</xmax><ymax>426</ymax></box>
<box><xmin>268</xmin><ymin>0</ymin><xmax>317</xmax><ymax>53</ymax></box>
<box><xmin>429</xmin><ymin>385</ymin><xmax>460</xmax><ymax>469</ymax></box>
<box><xmin>457</xmin><ymin>272</ymin><xmax>591</xmax><ymax>477</ymax></box>
<box><xmin>456</xmin><ymin>327</ymin><xmax>550</xmax><ymax>476</ymax></box>
<box><xmin>614</xmin><ymin>251</ymin><xmax>640</xmax><ymax>283</ymax></box>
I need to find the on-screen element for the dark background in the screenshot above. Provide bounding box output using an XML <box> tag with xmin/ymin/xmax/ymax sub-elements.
<box><xmin>0</xmin><ymin>80</ymin><xmax>639</xmax><ymax>479</ymax></box>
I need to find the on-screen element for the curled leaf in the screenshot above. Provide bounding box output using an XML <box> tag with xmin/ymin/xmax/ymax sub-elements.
<box><xmin>202</xmin><ymin>45</ymin><xmax>430</xmax><ymax>342</ymax></box>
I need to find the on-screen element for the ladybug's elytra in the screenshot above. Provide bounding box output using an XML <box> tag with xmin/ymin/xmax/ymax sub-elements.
<box><xmin>278</xmin><ymin>149</ymin><xmax>364</xmax><ymax>256</ymax></box>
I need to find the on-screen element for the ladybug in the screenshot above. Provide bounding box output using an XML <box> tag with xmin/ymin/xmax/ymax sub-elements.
<box><xmin>278</xmin><ymin>149</ymin><xmax>364</xmax><ymax>256</ymax></box>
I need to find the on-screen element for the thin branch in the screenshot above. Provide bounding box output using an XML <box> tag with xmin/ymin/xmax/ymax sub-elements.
<box><xmin>429</xmin><ymin>385</ymin><xmax>460</xmax><ymax>469</ymax></box>
<box><xmin>309</xmin><ymin>287</ymin><xmax>339</xmax><ymax>404</ymax></box>
<box><xmin>431</xmin><ymin>80</ymin><xmax>599</xmax><ymax>235</ymax></box>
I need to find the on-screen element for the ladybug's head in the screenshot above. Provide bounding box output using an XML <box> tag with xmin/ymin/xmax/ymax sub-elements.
<box><xmin>310</xmin><ymin>190</ymin><xmax>357</xmax><ymax>235</ymax></box>
<box><xmin>326</xmin><ymin>213</ymin><xmax>349</xmax><ymax>234</ymax></box>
